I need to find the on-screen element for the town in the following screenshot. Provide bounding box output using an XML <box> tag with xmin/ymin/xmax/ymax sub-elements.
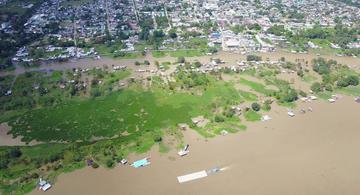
<box><xmin>1</xmin><ymin>0</ymin><xmax>359</xmax><ymax>68</ymax></box>
<box><xmin>1</xmin><ymin>1</ymin><xmax>360</xmax><ymax>195</ymax></box>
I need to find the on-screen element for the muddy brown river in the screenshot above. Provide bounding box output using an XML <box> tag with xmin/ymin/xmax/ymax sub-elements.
<box><xmin>29</xmin><ymin>96</ymin><xmax>360</xmax><ymax>195</ymax></box>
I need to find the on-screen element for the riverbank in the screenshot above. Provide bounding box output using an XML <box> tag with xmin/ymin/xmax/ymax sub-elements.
<box><xmin>29</xmin><ymin>96</ymin><xmax>360</xmax><ymax>195</ymax></box>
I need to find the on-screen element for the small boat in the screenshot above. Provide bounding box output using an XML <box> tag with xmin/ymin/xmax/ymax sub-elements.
<box><xmin>328</xmin><ymin>98</ymin><xmax>336</xmax><ymax>103</ymax></box>
<box><xmin>131</xmin><ymin>158</ymin><xmax>150</xmax><ymax>168</ymax></box>
<box><xmin>120</xmin><ymin>159</ymin><xmax>128</xmax><ymax>165</ymax></box>
<box><xmin>287</xmin><ymin>110</ymin><xmax>295</xmax><ymax>117</ymax></box>
<box><xmin>38</xmin><ymin>178</ymin><xmax>52</xmax><ymax>191</ymax></box>
<box><xmin>178</xmin><ymin>144</ymin><xmax>190</xmax><ymax>156</ymax></box>
<box><xmin>309</xmin><ymin>95</ymin><xmax>317</xmax><ymax>100</ymax></box>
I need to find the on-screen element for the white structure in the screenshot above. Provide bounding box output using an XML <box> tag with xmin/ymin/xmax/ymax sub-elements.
<box><xmin>287</xmin><ymin>110</ymin><xmax>295</xmax><ymax>117</ymax></box>
<box><xmin>177</xmin><ymin>170</ymin><xmax>208</xmax><ymax>183</ymax></box>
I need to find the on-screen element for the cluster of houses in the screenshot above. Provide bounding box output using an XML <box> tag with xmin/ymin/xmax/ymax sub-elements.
<box><xmin>1</xmin><ymin>0</ymin><xmax>360</xmax><ymax>63</ymax></box>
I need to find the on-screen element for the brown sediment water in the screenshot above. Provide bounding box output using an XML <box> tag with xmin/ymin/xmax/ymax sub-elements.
<box><xmin>1</xmin><ymin>51</ymin><xmax>359</xmax><ymax>77</ymax></box>
<box><xmin>29</xmin><ymin>96</ymin><xmax>360</xmax><ymax>195</ymax></box>
<box><xmin>0</xmin><ymin>123</ymin><xmax>40</xmax><ymax>146</ymax></box>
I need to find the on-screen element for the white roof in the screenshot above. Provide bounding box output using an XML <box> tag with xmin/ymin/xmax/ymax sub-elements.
<box><xmin>41</xmin><ymin>183</ymin><xmax>51</xmax><ymax>191</ymax></box>
<box><xmin>177</xmin><ymin>170</ymin><xmax>208</xmax><ymax>183</ymax></box>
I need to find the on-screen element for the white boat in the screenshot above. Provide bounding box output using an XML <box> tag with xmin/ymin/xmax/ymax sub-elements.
<box><xmin>287</xmin><ymin>110</ymin><xmax>295</xmax><ymax>117</ymax></box>
<box><xmin>178</xmin><ymin>144</ymin><xmax>189</xmax><ymax>156</ymax></box>
<box><xmin>120</xmin><ymin>159</ymin><xmax>128</xmax><ymax>165</ymax></box>
<box><xmin>38</xmin><ymin>178</ymin><xmax>52</xmax><ymax>191</ymax></box>
<box><xmin>328</xmin><ymin>98</ymin><xmax>336</xmax><ymax>103</ymax></box>
<box><xmin>309</xmin><ymin>95</ymin><xmax>317</xmax><ymax>100</ymax></box>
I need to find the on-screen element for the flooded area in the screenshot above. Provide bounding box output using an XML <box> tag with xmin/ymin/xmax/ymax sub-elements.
<box><xmin>1</xmin><ymin>50</ymin><xmax>359</xmax><ymax>77</ymax></box>
<box><xmin>29</xmin><ymin>96</ymin><xmax>360</xmax><ymax>195</ymax></box>
<box><xmin>0</xmin><ymin>123</ymin><xmax>39</xmax><ymax>146</ymax></box>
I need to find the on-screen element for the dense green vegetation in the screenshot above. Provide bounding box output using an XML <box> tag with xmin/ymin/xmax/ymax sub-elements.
<box><xmin>308</xmin><ymin>58</ymin><xmax>360</xmax><ymax>97</ymax></box>
<box><xmin>286</xmin><ymin>24</ymin><xmax>360</xmax><ymax>55</ymax></box>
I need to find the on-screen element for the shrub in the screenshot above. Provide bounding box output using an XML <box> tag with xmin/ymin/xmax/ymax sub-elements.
<box><xmin>9</xmin><ymin>147</ymin><xmax>22</xmax><ymax>158</ymax></box>
<box><xmin>214</xmin><ymin>115</ymin><xmax>225</xmax><ymax>122</ymax></box>
<box><xmin>311</xmin><ymin>82</ymin><xmax>322</xmax><ymax>93</ymax></box>
<box><xmin>246</xmin><ymin>55</ymin><xmax>262</xmax><ymax>61</ymax></box>
<box><xmin>297</xmin><ymin>69</ymin><xmax>304</xmax><ymax>77</ymax></box>
<box><xmin>91</xmin><ymin>162</ymin><xmax>99</xmax><ymax>169</ymax></box>
<box><xmin>325</xmin><ymin>84</ymin><xmax>333</xmax><ymax>91</ymax></box>
<box><xmin>106</xmin><ymin>160</ymin><xmax>114</xmax><ymax>168</ymax></box>
<box><xmin>251</xmin><ymin>102</ymin><xmax>261</xmax><ymax>111</ymax></box>
<box><xmin>262</xmin><ymin>103</ymin><xmax>271</xmax><ymax>111</ymax></box>
<box><xmin>299</xmin><ymin>90</ymin><xmax>307</xmax><ymax>97</ymax></box>
<box><xmin>153</xmin><ymin>135</ymin><xmax>162</xmax><ymax>142</ymax></box>
<box><xmin>144</xmin><ymin>60</ymin><xmax>150</xmax><ymax>65</ymax></box>
<box><xmin>135</xmin><ymin>61</ymin><xmax>141</xmax><ymax>66</ymax></box>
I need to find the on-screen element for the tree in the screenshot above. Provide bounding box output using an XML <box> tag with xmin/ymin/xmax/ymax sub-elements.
<box><xmin>9</xmin><ymin>147</ymin><xmax>22</xmax><ymax>158</ymax></box>
<box><xmin>106</xmin><ymin>160</ymin><xmax>114</xmax><ymax>168</ymax></box>
<box><xmin>347</xmin><ymin>75</ymin><xmax>359</xmax><ymax>86</ymax></box>
<box><xmin>251</xmin><ymin>102</ymin><xmax>261</xmax><ymax>111</ymax></box>
<box><xmin>178</xmin><ymin>56</ymin><xmax>185</xmax><ymax>63</ymax></box>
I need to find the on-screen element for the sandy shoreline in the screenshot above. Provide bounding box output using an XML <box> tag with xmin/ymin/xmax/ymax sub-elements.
<box><xmin>29</xmin><ymin>96</ymin><xmax>360</xmax><ymax>195</ymax></box>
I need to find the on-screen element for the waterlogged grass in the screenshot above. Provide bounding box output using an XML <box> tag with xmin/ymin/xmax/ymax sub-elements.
<box><xmin>158</xmin><ymin>143</ymin><xmax>170</xmax><ymax>153</ymax></box>
<box><xmin>317</xmin><ymin>91</ymin><xmax>332</xmax><ymax>100</ymax></box>
<box><xmin>238</xmin><ymin>90</ymin><xmax>258</xmax><ymax>101</ymax></box>
<box><xmin>152</xmin><ymin>50</ymin><xmax>204</xmax><ymax>58</ymax></box>
<box><xmin>335</xmin><ymin>86</ymin><xmax>360</xmax><ymax>97</ymax></box>
<box><xmin>277</xmin><ymin>101</ymin><xmax>296</xmax><ymax>108</ymax></box>
<box><xmin>7</xmin><ymin>81</ymin><xmax>243</xmax><ymax>143</ymax></box>
<box><xmin>244</xmin><ymin>110</ymin><xmax>261</xmax><ymax>121</ymax></box>
<box><xmin>238</xmin><ymin>78</ymin><xmax>275</xmax><ymax>95</ymax></box>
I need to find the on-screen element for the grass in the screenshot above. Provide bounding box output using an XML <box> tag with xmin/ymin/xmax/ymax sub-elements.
<box><xmin>317</xmin><ymin>91</ymin><xmax>332</xmax><ymax>99</ymax></box>
<box><xmin>238</xmin><ymin>77</ymin><xmax>275</xmax><ymax>95</ymax></box>
<box><xmin>335</xmin><ymin>86</ymin><xmax>360</xmax><ymax>97</ymax></box>
<box><xmin>7</xmin><ymin>80</ymin><xmax>244</xmax><ymax>143</ymax></box>
<box><xmin>151</xmin><ymin>49</ymin><xmax>205</xmax><ymax>58</ymax></box>
<box><xmin>152</xmin><ymin>51</ymin><xmax>167</xmax><ymax>58</ymax></box>
<box><xmin>302</xmin><ymin>74</ymin><xmax>318</xmax><ymax>83</ymax></box>
<box><xmin>169</xmin><ymin>50</ymin><xmax>204</xmax><ymax>57</ymax></box>
<box><xmin>277</xmin><ymin>101</ymin><xmax>296</xmax><ymax>108</ymax></box>
<box><xmin>238</xmin><ymin>90</ymin><xmax>258</xmax><ymax>101</ymax></box>
<box><xmin>244</xmin><ymin>110</ymin><xmax>261</xmax><ymax>121</ymax></box>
